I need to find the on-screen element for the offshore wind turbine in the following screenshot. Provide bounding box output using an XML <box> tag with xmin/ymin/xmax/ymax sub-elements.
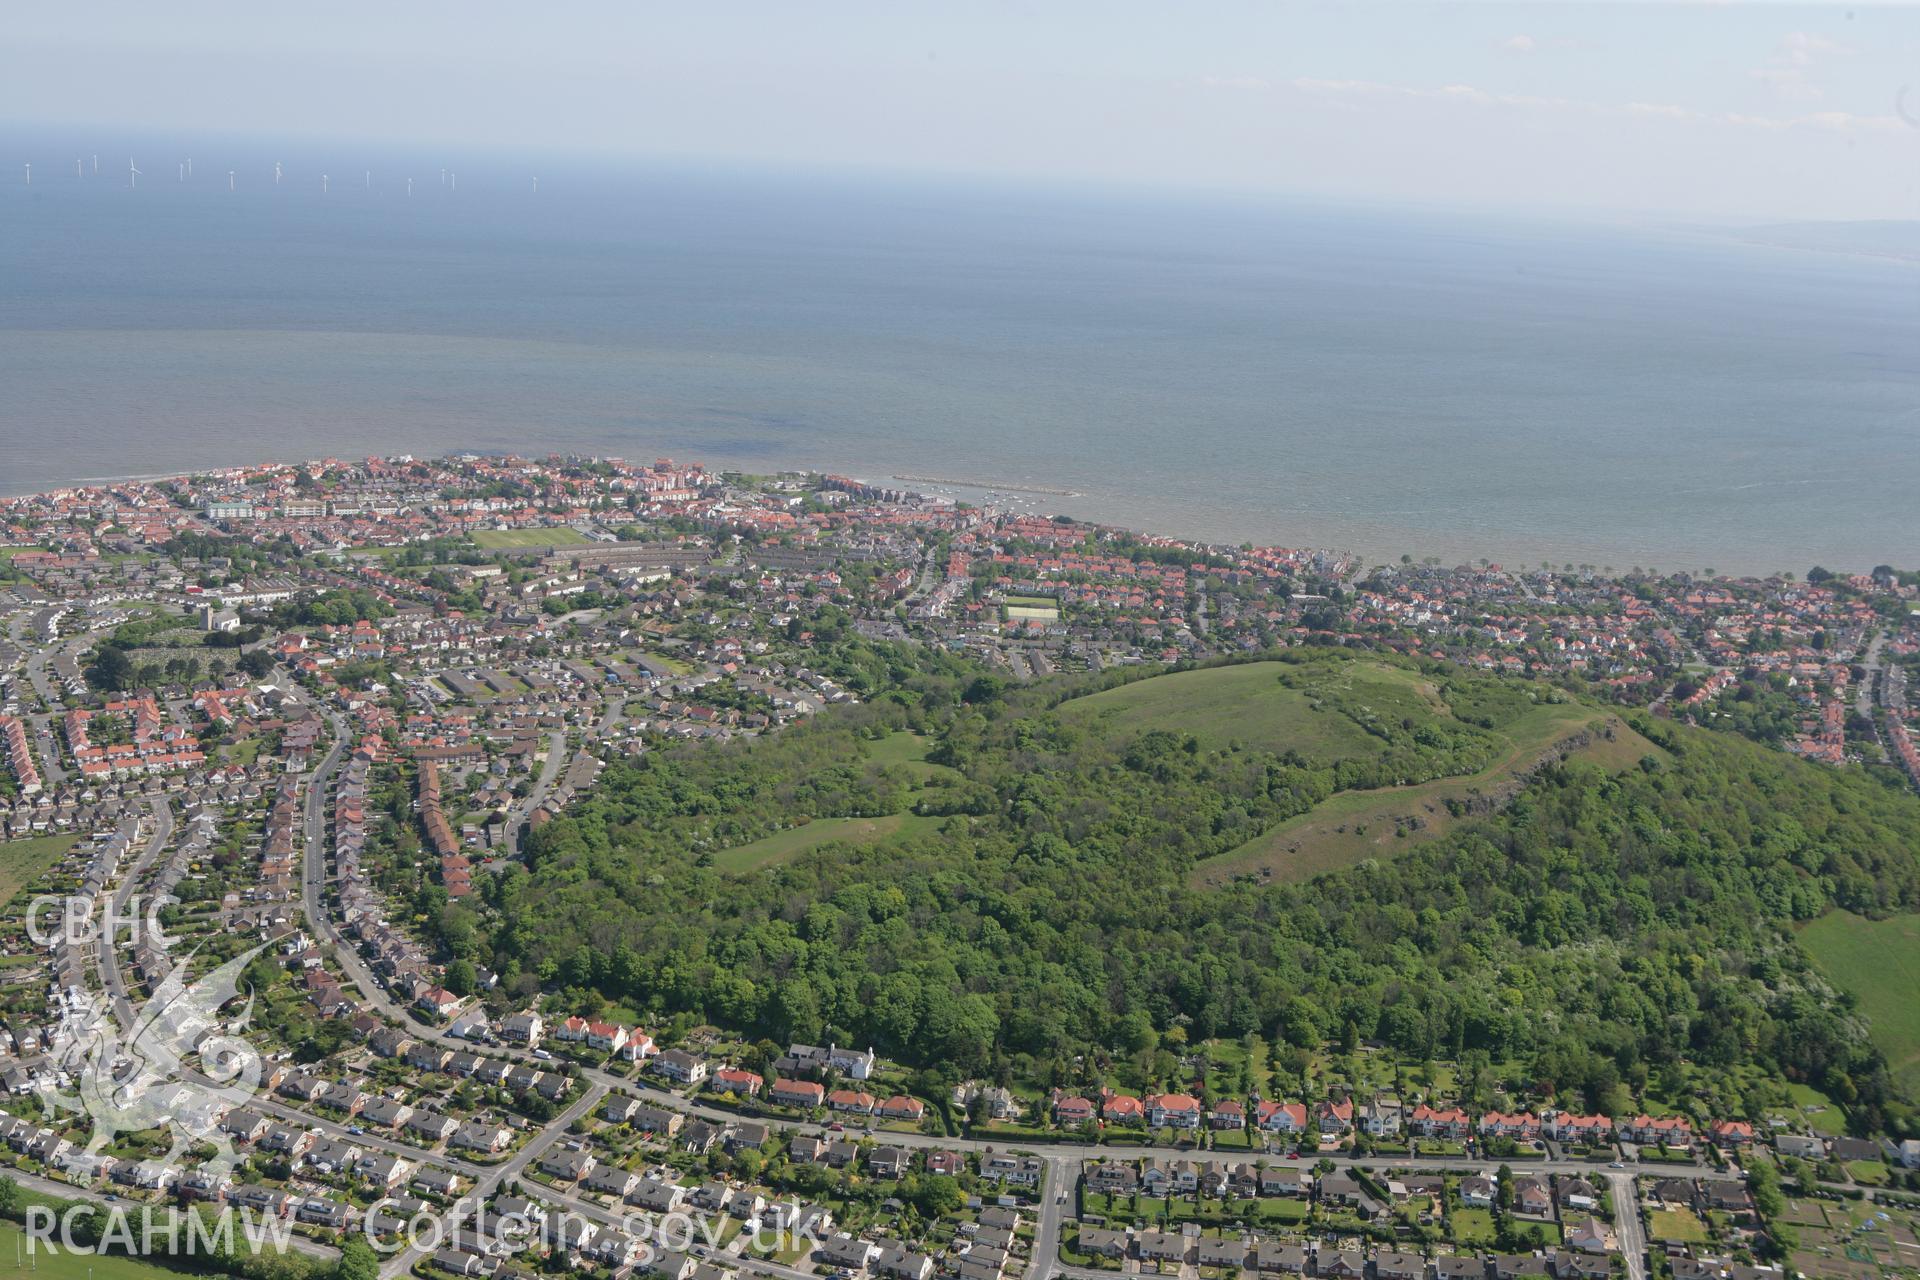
<box><xmin>75</xmin><ymin>159</ymin><xmax>82</xmax><ymax>178</ymax></box>
<box><xmin>321</xmin><ymin>174</ymin><xmax>329</xmax><ymax>194</ymax></box>
<box><xmin>128</xmin><ymin>158</ymin><xmax>141</xmax><ymax>187</ymax></box>
<box><xmin>364</xmin><ymin>170</ymin><xmax>370</xmax><ymax>190</ymax></box>
<box><xmin>274</xmin><ymin>161</ymin><xmax>282</xmax><ymax>186</ymax></box>
<box><xmin>406</xmin><ymin>176</ymin><xmax>413</xmax><ymax>196</ymax></box>
<box><xmin>228</xmin><ymin>171</ymin><xmax>235</xmax><ymax>191</ymax></box>
<box><xmin>449</xmin><ymin>171</ymin><xmax>456</xmax><ymax>192</ymax></box>
<box><xmin>92</xmin><ymin>154</ymin><xmax>98</xmax><ymax>175</ymax></box>
<box><xmin>178</xmin><ymin>162</ymin><xmax>184</xmax><ymax>182</ymax></box>
<box><xmin>186</xmin><ymin>157</ymin><xmax>192</xmax><ymax>178</ymax></box>
<box><xmin>22</xmin><ymin>163</ymin><xmax>29</xmax><ymax>186</ymax></box>
<box><xmin>531</xmin><ymin>176</ymin><xmax>538</xmax><ymax>194</ymax></box>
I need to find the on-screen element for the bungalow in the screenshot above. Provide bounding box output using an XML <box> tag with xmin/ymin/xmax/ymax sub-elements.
<box><xmin>926</xmin><ymin>1151</ymin><xmax>965</xmax><ymax>1177</ymax></box>
<box><xmin>361</xmin><ymin>1097</ymin><xmax>412</xmax><ymax>1129</ymax></box>
<box><xmin>540</xmin><ymin>1148</ymin><xmax>597</xmax><ymax>1182</ymax></box>
<box><xmin>771</xmin><ymin>1078</ymin><xmax>827</xmax><ymax>1109</ymax></box>
<box><xmin>1077</xmin><ymin>1228</ymin><xmax>1130</xmax><ymax>1260</ymax></box>
<box><xmin>1566</xmin><ymin>1218</ymin><xmax>1612</xmax><ymax>1254</ymax></box>
<box><xmin>711</xmin><ymin>1066</ymin><xmax>762</xmax><ymax>1097</ymax></box>
<box><xmin>1254</xmin><ymin>1243</ymin><xmax>1309</xmax><ymax>1275</ymax></box>
<box><xmin>357</xmin><ymin>1152</ymin><xmax>412</xmax><ymax>1190</ymax></box>
<box><xmin>1197</xmin><ymin>1238</ymin><xmax>1251</xmax><ymax>1271</ymax></box>
<box><xmin>1137</xmin><ymin>1232</ymin><xmax>1192</xmax><ymax>1265</ymax></box>
<box><xmin>1435</xmin><ymin>1257</ymin><xmax>1488</xmax><ymax>1280</ymax></box>
<box><xmin>1775</xmin><ymin>1133</ymin><xmax>1826</xmax><ymax>1160</ymax></box>
<box><xmin>877</xmin><ymin>1095</ymin><xmax>925</xmax><ymax>1123</ymax></box>
<box><xmin>875</xmin><ymin>1242</ymin><xmax>935</xmax><ymax>1280</ymax></box>
<box><xmin>817</xmin><ymin>1234</ymin><xmax>881</xmax><ymax>1272</ymax></box>
<box><xmin>1376</xmin><ymin>1252</ymin><xmax>1427</xmax><ymax>1280</ymax></box>
<box><xmin>413</xmin><ymin>1167</ymin><xmax>463</xmax><ymax>1198</ymax></box>
<box><xmin>1551</xmin><ymin>1252</ymin><xmax>1611</xmax><ymax>1280</ymax></box>
<box><xmin>628</xmin><ymin>1178</ymin><xmax>686</xmax><ymax>1213</ymax></box>
<box><xmin>1492</xmin><ymin>1256</ymin><xmax>1551</xmax><ymax>1280</ymax></box>
<box><xmin>406</xmin><ymin>1110</ymin><xmax>459</xmax><ymax>1143</ymax></box>
<box><xmin>1318</xmin><ymin>1252</ymin><xmax>1366</xmax><ymax>1280</ymax></box>
<box><xmin>452</xmin><ymin>1120</ymin><xmax>513</xmax><ymax>1153</ymax></box>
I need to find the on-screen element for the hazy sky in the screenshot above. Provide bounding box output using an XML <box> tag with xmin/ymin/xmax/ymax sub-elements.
<box><xmin>7</xmin><ymin>2</ymin><xmax>1919</xmax><ymax>220</ymax></box>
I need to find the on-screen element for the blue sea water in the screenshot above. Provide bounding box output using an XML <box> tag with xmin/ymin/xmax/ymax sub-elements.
<box><xmin>2</xmin><ymin>137</ymin><xmax>1917</xmax><ymax>575</ymax></box>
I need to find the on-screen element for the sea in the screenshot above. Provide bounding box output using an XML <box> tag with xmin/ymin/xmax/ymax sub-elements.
<box><xmin>3</xmin><ymin>135</ymin><xmax>1918</xmax><ymax>576</ymax></box>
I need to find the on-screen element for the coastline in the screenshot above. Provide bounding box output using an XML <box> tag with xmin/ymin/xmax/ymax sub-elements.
<box><xmin>5</xmin><ymin>447</ymin><xmax>1897</xmax><ymax>580</ymax></box>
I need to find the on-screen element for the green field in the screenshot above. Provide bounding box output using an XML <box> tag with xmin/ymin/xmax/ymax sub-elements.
<box><xmin>470</xmin><ymin>527</ymin><xmax>589</xmax><ymax>548</ymax></box>
<box><xmin>1800</xmin><ymin>911</ymin><xmax>1920</xmax><ymax>1096</ymax></box>
<box><xmin>1062</xmin><ymin>661</ymin><xmax>1391</xmax><ymax>757</ymax></box>
<box><xmin>712</xmin><ymin>813</ymin><xmax>939</xmax><ymax>872</ymax></box>
<box><xmin>1646</xmin><ymin>1209</ymin><xmax>1708</xmax><ymax>1243</ymax></box>
<box><xmin>0</xmin><ymin>834</ymin><xmax>79</xmax><ymax>910</ymax></box>
<box><xmin>1059</xmin><ymin>659</ymin><xmax>1659</xmax><ymax>886</ymax></box>
<box><xmin>0</xmin><ymin>1219</ymin><xmax>228</xmax><ymax>1280</ymax></box>
<box><xmin>863</xmin><ymin>731</ymin><xmax>958</xmax><ymax>781</ymax></box>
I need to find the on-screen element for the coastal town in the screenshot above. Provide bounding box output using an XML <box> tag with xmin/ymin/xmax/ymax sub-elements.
<box><xmin>0</xmin><ymin>453</ymin><xmax>1917</xmax><ymax>1280</ymax></box>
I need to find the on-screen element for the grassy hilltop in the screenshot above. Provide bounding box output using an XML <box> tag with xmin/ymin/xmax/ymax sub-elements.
<box><xmin>452</xmin><ymin>646</ymin><xmax>1920</xmax><ymax>1129</ymax></box>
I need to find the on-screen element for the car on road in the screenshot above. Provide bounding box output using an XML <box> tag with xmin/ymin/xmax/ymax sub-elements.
<box><xmin>1609</xmin><ymin>1161</ymin><xmax>1625</xmax><ymax>1169</ymax></box>
<box><xmin>533</xmin><ymin>1049</ymin><xmax>552</xmax><ymax>1060</ymax></box>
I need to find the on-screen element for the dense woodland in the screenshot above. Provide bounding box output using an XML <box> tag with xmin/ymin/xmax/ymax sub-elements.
<box><xmin>434</xmin><ymin>647</ymin><xmax>1920</xmax><ymax>1133</ymax></box>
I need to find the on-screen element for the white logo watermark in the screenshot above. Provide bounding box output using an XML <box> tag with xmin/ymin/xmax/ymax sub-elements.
<box><xmin>37</xmin><ymin>942</ymin><xmax>266</xmax><ymax>1176</ymax></box>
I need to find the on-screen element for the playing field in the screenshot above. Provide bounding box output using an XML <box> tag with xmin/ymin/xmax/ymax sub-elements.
<box><xmin>0</xmin><ymin>834</ymin><xmax>79</xmax><ymax>910</ymax></box>
<box><xmin>470</xmin><ymin>527</ymin><xmax>589</xmax><ymax>548</ymax></box>
<box><xmin>1800</xmin><ymin>910</ymin><xmax>1920</xmax><ymax>1097</ymax></box>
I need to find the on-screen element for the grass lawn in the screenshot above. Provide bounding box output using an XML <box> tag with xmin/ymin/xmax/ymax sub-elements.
<box><xmin>0</xmin><ymin>834</ymin><xmax>79</xmax><ymax>910</ymax></box>
<box><xmin>470</xmin><ymin>527</ymin><xmax>589</xmax><ymax>548</ymax></box>
<box><xmin>1799</xmin><ymin>911</ymin><xmax>1920</xmax><ymax>1097</ymax></box>
<box><xmin>0</xmin><ymin>1217</ymin><xmax>282</xmax><ymax>1280</ymax></box>
<box><xmin>863</xmin><ymin>731</ymin><xmax>958</xmax><ymax>781</ymax></box>
<box><xmin>1845</xmin><ymin>1160</ymin><xmax>1889</xmax><ymax>1186</ymax></box>
<box><xmin>711</xmin><ymin>813</ymin><xmax>939</xmax><ymax>872</ymax></box>
<box><xmin>1449</xmin><ymin>1208</ymin><xmax>1497</xmax><ymax>1244</ymax></box>
<box><xmin>1646</xmin><ymin>1209</ymin><xmax>1709</xmax><ymax>1243</ymax></box>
